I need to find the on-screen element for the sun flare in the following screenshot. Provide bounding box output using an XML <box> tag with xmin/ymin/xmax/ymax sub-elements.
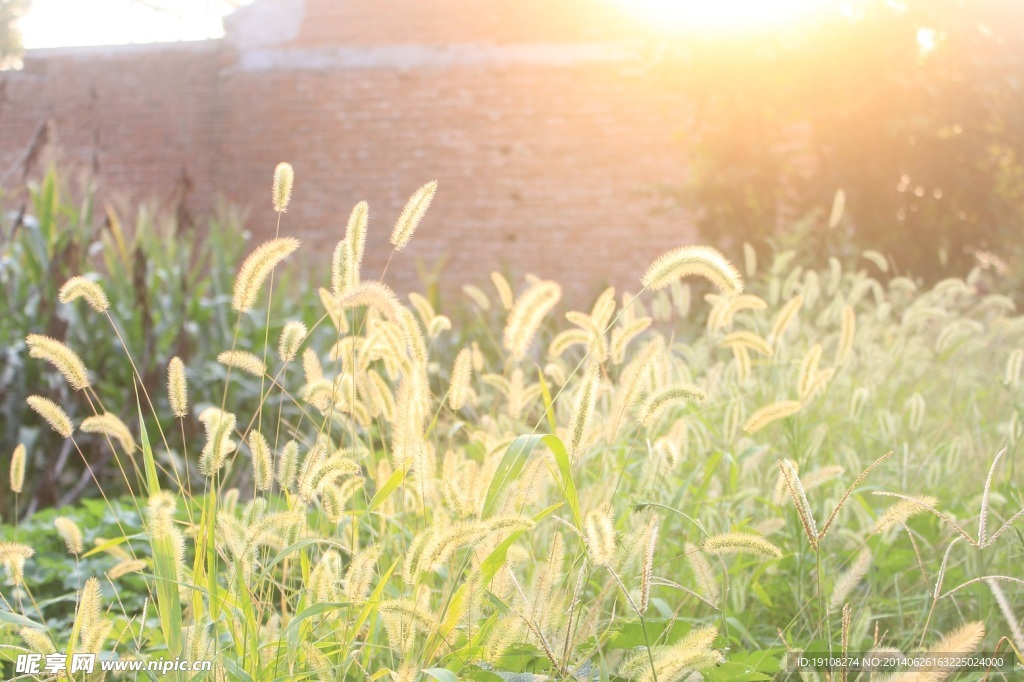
<box><xmin>614</xmin><ymin>0</ymin><xmax>837</xmax><ymax>32</ymax></box>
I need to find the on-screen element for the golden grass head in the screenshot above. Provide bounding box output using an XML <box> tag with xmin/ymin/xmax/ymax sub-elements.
<box><xmin>26</xmin><ymin>395</ymin><xmax>74</xmax><ymax>438</ymax></box>
<box><xmin>272</xmin><ymin>162</ymin><xmax>294</xmax><ymax>213</ymax></box>
<box><xmin>872</xmin><ymin>494</ymin><xmax>938</xmax><ymax>534</ymax></box>
<box><xmin>743</xmin><ymin>400</ymin><xmax>802</xmax><ymax>434</ymax></box>
<box><xmin>108</xmin><ymin>558</ymin><xmax>147</xmax><ymax>580</ymax></box>
<box><xmin>10</xmin><ymin>443</ymin><xmax>25</xmax><ymax>494</ymax></box>
<box><xmin>503</xmin><ymin>279</ymin><xmax>562</xmax><ymax>359</ymax></box>
<box><xmin>637</xmin><ymin>383</ymin><xmax>707</xmax><ymax>427</ymax></box>
<box><xmin>448</xmin><ymin>347</ymin><xmax>473</xmax><ymax>411</ymax></box>
<box><xmin>0</xmin><ymin>541</ymin><xmax>34</xmax><ymax>586</ymax></box>
<box><xmin>390</xmin><ymin>180</ymin><xmax>437</xmax><ymax>250</ymax></box>
<box><xmin>232</xmin><ymin>237</ymin><xmax>301</xmax><ymax>312</ymax></box>
<box><xmin>490</xmin><ymin>271</ymin><xmax>514</xmax><ymax>310</ymax></box>
<box><xmin>829</xmin><ymin>548</ymin><xmax>871</xmax><ymax>611</ymax></box>
<box><xmin>54</xmin><ymin>516</ymin><xmax>84</xmax><ymax>555</ymax></box>
<box><xmin>80</xmin><ymin>413</ymin><xmax>136</xmax><ymax>453</ymax></box>
<box><xmin>218</xmin><ymin>350</ymin><xmax>267</xmax><ymax>377</ymax></box>
<box><xmin>701</xmin><ymin>532</ymin><xmax>782</xmax><ymax>559</ymax></box>
<box><xmin>167</xmin><ymin>356</ymin><xmax>188</xmax><ymax>418</ymax></box>
<box><xmin>1005</xmin><ymin>348</ymin><xmax>1024</xmax><ymax>387</ymax></box>
<box><xmin>584</xmin><ymin>503</ymin><xmax>617</xmax><ymax>565</ymax></box>
<box><xmin>58</xmin><ymin>275</ymin><xmax>110</xmax><ymax>313</ymax></box>
<box><xmin>567</xmin><ymin>361</ymin><xmax>601</xmax><ymax>456</ymax></box>
<box><xmin>198</xmin><ymin>407</ymin><xmax>237</xmax><ymax>476</ymax></box>
<box><xmin>278</xmin><ymin>320</ymin><xmax>308</xmax><ymax>364</ymax></box>
<box><xmin>249</xmin><ymin>430</ymin><xmax>273</xmax><ymax>491</ymax></box>
<box><xmin>25</xmin><ymin>334</ymin><xmax>90</xmax><ymax>391</ymax></box>
<box><xmin>19</xmin><ymin>627</ymin><xmax>56</xmax><ymax>656</ymax></box>
<box><xmin>641</xmin><ymin>245</ymin><xmax>743</xmax><ymax>295</ymax></box>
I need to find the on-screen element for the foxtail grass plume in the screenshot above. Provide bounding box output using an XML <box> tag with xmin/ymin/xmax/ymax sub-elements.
<box><xmin>637</xmin><ymin>384</ymin><xmax>706</xmax><ymax>427</ymax></box>
<box><xmin>218</xmin><ymin>350</ymin><xmax>267</xmax><ymax>377</ymax></box>
<box><xmin>797</xmin><ymin>344</ymin><xmax>823</xmax><ymax>401</ymax></box>
<box><xmin>0</xmin><ymin>542</ymin><xmax>34</xmax><ymax>586</ymax></box>
<box><xmin>862</xmin><ymin>249</ymin><xmax>889</xmax><ymax>273</ymax></box>
<box><xmin>249</xmin><ymin>430</ymin><xmax>273</xmax><ymax>491</ymax></box>
<box><xmin>80</xmin><ymin>413</ymin><xmax>135</xmax><ymax>452</ymax></box>
<box><xmin>448</xmin><ymin>348</ymin><xmax>473</xmax><ymax>410</ymax></box>
<box><xmin>58</xmin><ymin>276</ymin><xmax>110</xmax><ymax>312</ymax></box>
<box><xmin>701</xmin><ymin>532</ymin><xmax>782</xmax><ymax>559</ymax></box>
<box><xmin>19</xmin><ymin>628</ymin><xmax>56</xmax><ymax>656</ymax></box>
<box><xmin>277</xmin><ymin>440</ymin><xmax>300</xmax><ymax>491</ymax></box>
<box><xmin>331</xmin><ymin>239</ymin><xmax>350</xmax><ymax>297</ymax></box>
<box><xmin>390</xmin><ymin>180</ymin><xmax>437</xmax><ymax>250</ymax></box>
<box><xmin>75</xmin><ymin>576</ymin><xmax>112</xmax><ymax>654</ymax></box>
<box><xmin>770</xmin><ymin>295</ymin><xmax>803</xmax><ymax>343</ymax></box>
<box><xmin>25</xmin><ymin>334</ymin><xmax>90</xmax><ymax>391</ymax></box>
<box><xmin>829</xmin><ymin>549</ymin><xmax>871</xmax><ymax>611</ymax></box>
<box><xmin>462</xmin><ymin>284</ymin><xmax>490</xmax><ymax>310</ymax></box>
<box><xmin>10</xmin><ymin>444</ymin><xmax>25</xmax><ymax>493</ymax></box>
<box><xmin>778</xmin><ymin>459</ymin><xmax>819</xmax><ymax>548</ymax></box>
<box><xmin>278</xmin><ymin>321</ymin><xmax>308</xmax><ymax>364</ymax></box>
<box><xmin>743</xmin><ymin>242</ymin><xmax>757</xmax><ymax>276</ymax></box>
<box><xmin>567</xmin><ymin>362</ymin><xmax>600</xmax><ymax>456</ymax></box>
<box><xmin>641</xmin><ymin>245</ymin><xmax>742</xmax><ymax>294</ymax></box>
<box><xmin>639</xmin><ymin>518</ymin><xmax>659</xmax><ymax>614</ymax></box>
<box><xmin>108</xmin><ymin>559</ymin><xmax>147</xmax><ymax>580</ymax></box>
<box><xmin>491</xmin><ymin>271</ymin><xmax>514</xmax><ymax>309</ymax></box>
<box><xmin>232</xmin><ymin>237</ymin><xmax>301</xmax><ymax>312</ymax></box>
<box><xmin>503</xmin><ymin>280</ymin><xmax>562</xmax><ymax>359</ymax></box>
<box><xmin>26</xmin><ymin>395</ymin><xmax>74</xmax><ymax>438</ymax></box>
<box><xmin>872</xmin><ymin>495</ymin><xmax>938</xmax><ymax>534</ymax></box>
<box><xmin>198</xmin><ymin>408</ymin><xmax>237</xmax><ymax>476</ymax></box>
<box><xmin>344</xmin><ymin>543</ymin><xmax>383</xmax><ymax>601</ymax></box>
<box><xmin>272</xmin><ymin>162</ymin><xmax>294</xmax><ymax>213</ymax></box>
<box><xmin>167</xmin><ymin>356</ymin><xmax>189</xmax><ymax>418</ymax></box>
<box><xmin>685</xmin><ymin>542</ymin><xmax>720</xmax><ymax>608</ymax></box>
<box><xmin>345</xmin><ymin>201</ymin><xmax>369</xmax><ymax>288</ymax></box>
<box><xmin>720</xmin><ymin>331</ymin><xmax>772</xmax><ymax>356</ymax></box>
<box><xmin>584</xmin><ymin>504</ymin><xmax>616</xmax><ymax>565</ymax></box>
<box><xmin>54</xmin><ymin>516</ymin><xmax>84</xmax><ymax>555</ymax></box>
<box><xmin>743</xmin><ymin>400</ymin><xmax>802</xmax><ymax>434</ymax></box>
<box><xmin>1006</xmin><ymin>348</ymin><xmax>1023</xmax><ymax>388</ymax></box>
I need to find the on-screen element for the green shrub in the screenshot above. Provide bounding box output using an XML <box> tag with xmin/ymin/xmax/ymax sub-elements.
<box><xmin>0</xmin><ymin>168</ymin><xmax>322</xmax><ymax>514</ymax></box>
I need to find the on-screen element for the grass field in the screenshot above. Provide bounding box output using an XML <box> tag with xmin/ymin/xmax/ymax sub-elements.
<box><xmin>2</xmin><ymin>166</ymin><xmax>1023</xmax><ymax>681</ymax></box>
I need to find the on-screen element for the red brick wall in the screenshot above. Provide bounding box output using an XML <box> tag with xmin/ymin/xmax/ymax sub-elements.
<box><xmin>0</xmin><ymin>0</ymin><xmax>701</xmax><ymax>303</ymax></box>
<box><xmin>0</xmin><ymin>41</ymin><xmax>222</xmax><ymax>215</ymax></box>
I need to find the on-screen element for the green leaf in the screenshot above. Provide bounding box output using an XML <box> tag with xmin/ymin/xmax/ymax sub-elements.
<box><xmin>423</xmin><ymin>668</ymin><xmax>459</xmax><ymax>682</ymax></box>
<box><xmin>136</xmin><ymin>388</ymin><xmax>159</xmax><ymax>495</ymax></box>
<box><xmin>0</xmin><ymin>609</ymin><xmax>45</xmax><ymax>629</ymax></box>
<box><xmin>482</xmin><ymin>434</ymin><xmax>581</xmax><ymax>528</ymax></box>
<box><xmin>281</xmin><ymin>601</ymin><xmax>351</xmax><ymax>639</ymax></box>
<box><xmin>704</xmin><ymin>662</ymin><xmax>772</xmax><ymax>682</ymax></box>
<box><xmin>81</xmin><ymin>534</ymin><xmax>140</xmax><ymax>559</ymax></box>
<box><xmin>347</xmin><ymin>559</ymin><xmax>398</xmax><ymax>647</ymax></box>
<box><xmin>364</xmin><ymin>465</ymin><xmax>406</xmax><ymax>516</ymax></box>
<box><xmin>537</xmin><ymin>367</ymin><xmax>558</xmax><ymax>434</ymax></box>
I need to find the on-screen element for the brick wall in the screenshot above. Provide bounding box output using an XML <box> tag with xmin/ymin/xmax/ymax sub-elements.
<box><xmin>0</xmin><ymin>0</ymin><xmax>702</xmax><ymax>303</ymax></box>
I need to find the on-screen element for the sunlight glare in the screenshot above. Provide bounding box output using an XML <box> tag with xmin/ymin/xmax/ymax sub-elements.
<box><xmin>614</xmin><ymin>0</ymin><xmax>838</xmax><ymax>32</ymax></box>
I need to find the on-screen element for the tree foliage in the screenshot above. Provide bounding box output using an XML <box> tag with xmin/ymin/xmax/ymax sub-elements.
<box><xmin>677</xmin><ymin>0</ymin><xmax>1024</xmax><ymax>279</ymax></box>
<box><xmin>0</xmin><ymin>0</ymin><xmax>29</xmax><ymax>66</ymax></box>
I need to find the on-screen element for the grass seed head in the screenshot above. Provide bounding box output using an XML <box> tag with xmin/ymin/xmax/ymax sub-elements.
<box><xmin>26</xmin><ymin>395</ymin><xmax>74</xmax><ymax>438</ymax></box>
<box><xmin>25</xmin><ymin>334</ymin><xmax>90</xmax><ymax>391</ymax></box>
<box><xmin>272</xmin><ymin>162</ymin><xmax>294</xmax><ymax>213</ymax></box>
<box><xmin>390</xmin><ymin>180</ymin><xmax>437</xmax><ymax>250</ymax></box>
<box><xmin>10</xmin><ymin>443</ymin><xmax>25</xmax><ymax>493</ymax></box>
<box><xmin>58</xmin><ymin>276</ymin><xmax>110</xmax><ymax>312</ymax></box>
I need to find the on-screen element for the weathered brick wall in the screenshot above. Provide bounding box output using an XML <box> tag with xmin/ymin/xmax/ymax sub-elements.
<box><xmin>0</xmin><ymin>41</ymin><xmax>222</xmax><ymax>216</ymax></box>
<box><xmin>0</xmin><ymin>0</ymin><xmax>701</xmax><ymax>303</ymax></box>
